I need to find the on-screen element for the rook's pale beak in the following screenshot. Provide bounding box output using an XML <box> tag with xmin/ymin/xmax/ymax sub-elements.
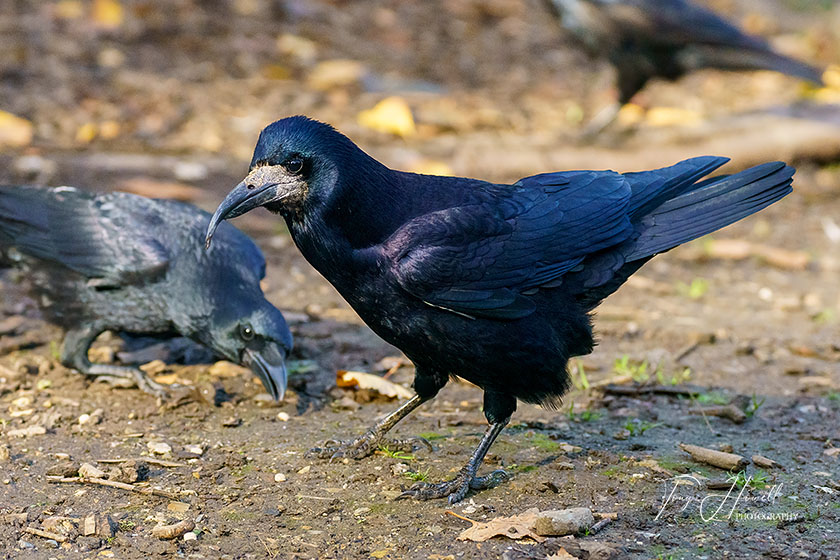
<box><xmin>205</xmin><ymin>179</ymin><xmax>281</xmax><ymax>249</ymax></box>
<box><xmin>242</xmin><ymin>342</ymin><xmax>288</xmax><ymax>401</ymax></box>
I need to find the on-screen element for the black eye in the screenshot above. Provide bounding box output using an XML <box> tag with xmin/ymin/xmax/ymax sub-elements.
<box><xmin>239</xmin><ymin>324</ymin><xmax>255</xmax><ymax>341</ymax></box>
<box><xmin>284</xmin><ymin>157</ymin><xmax>304</xmax><ymax>175</ymax></box>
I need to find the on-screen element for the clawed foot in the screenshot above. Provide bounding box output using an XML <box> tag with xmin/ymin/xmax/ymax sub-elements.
<box><xmin>398</xmin><ymin>468</ymin><xmax>509</xmax><ymax>504</ymax></box>
<box><xmin>87</xmin><ymin>368</ymin><xmax>173</xmax><ymax>400</ymax></box>
<box><xmin>306</xmin><ymin>433</ymin><xmax>431</xmax><ymax>461</ymax></box>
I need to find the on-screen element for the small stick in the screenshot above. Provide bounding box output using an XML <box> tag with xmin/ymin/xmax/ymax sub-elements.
<box><xmin>689</xmin><ymin>405</ymin><xmax>747</xmax><ymax>424</ymax></box>
<box><xmin>444</xmin><ymin>510</ymin><xmax>477</xmax><ymax>525</ymax></box>
<box><xmin>46</xmin><ymin>476</ymin><xmax>178</xmax><ymax>499</ymax></box>
<box><xmin>752</xmin><ymin>454</ymin><xmax>784</xmax><ymax>470</ymax></box>
<box><xmin>679</xmin><ymin>443</ymin><xmax>748</xmax><ymax>471</ymax></box>
<box><xmin>594</xmin><ymin>512</ymin><xmax>618</xmax><ymax>520</ymax></box>
<box><xmin>22</xmin><ymin>527</ymin><xmax>68</xmax><ymax>543</ymax></box>
<box><xmin>588</xmin><ymin>517</ymin><xmax>612</xmax><ymax>535</ymax></box>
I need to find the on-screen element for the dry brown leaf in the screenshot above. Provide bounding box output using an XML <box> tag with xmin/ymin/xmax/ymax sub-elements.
<box><xmin>450</xmin><ymin>508</ymin><xmax>545</xmax><ymax>543</ymax></box>
<box><xmin>357</xmin><ymin>97</ymin><xmax>416</xmax><ymax>137</ymax></box>
<box><xmin>337</xmin><ymin>370</ymin><xmax>413</xmax><ymax>400</ymax></box>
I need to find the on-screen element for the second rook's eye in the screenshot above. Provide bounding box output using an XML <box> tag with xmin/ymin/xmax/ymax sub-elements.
<box><xmin>285</xmin><ymin>157</ymin><xmax>304</xmax><ymax>175</ymax></box>
<box><xmin>239</xmin><ymin>324</ymin><xmax>255</xmax><ymax>340</ymax></box>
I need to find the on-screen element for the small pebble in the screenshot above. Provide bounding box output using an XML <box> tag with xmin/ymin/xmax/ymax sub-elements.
<box><xmin>148</xmin><ymin>442</ymin><xmax>173</xmax><ymax>455</ymax></box>
<box><xmin>274</xmin><ymin>473</ymin><xmax>287</xmax><ymax>482</ymax></box>
<box><xmin>297</xmin><ymin>465</ymin><xmax>311</xmax><ymax>474</ymax></box>
<box><xmin>277</xmin><ymin>412</ymin><xmax>290</xmax><ymax>422</ymax></box>
<box><xmin>184</xmin><ymin>445</ymin><xmax>204</xmax><ymax>456</ymax></box>
<box><xmin>183</xmin><ymin>531</ymin><xmax>197</xmax><ymax>541</ymax></box>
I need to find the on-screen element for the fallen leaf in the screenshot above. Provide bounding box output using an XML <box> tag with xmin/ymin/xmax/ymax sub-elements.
<box><xmin>358</xmin><ymin>97</ymin><xmax>416</xmax><ymax>137</ymax></box>
<box><xmin>92</xmin><ymin>0</ymin><xmax>123</xmax><ymax>30</ymax></box>
<box><xmin>337</xmin><ymin>370</ymin><xmax>413</xmax><ymax>399</ymax></box>
<box><xmin>0</xmin><ymin>110</ymin><xmax>34</xmax><ymax>148</ymax></box>
<box><xmin>450</xmin><ymin>508</ymin><xmax>545</xmax><ymax>543</ymax></box>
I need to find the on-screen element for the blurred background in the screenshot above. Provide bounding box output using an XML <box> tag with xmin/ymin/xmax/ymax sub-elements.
<box><xmin>1</xmin><ymin>0</ymin><xmax>839</xmax><ymax>184</ymax></box>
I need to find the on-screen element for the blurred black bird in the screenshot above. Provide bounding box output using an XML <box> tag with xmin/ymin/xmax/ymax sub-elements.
<box><xmin>206</xmin><ymin>116</ymin><xmax>793</xmax><ymax>503</ymax></box>
<box><xmin>545</xmin><ymin>0</ymin><xmax>823</xmax><ymax>130</ymax></box>
<box><xmin>0</xmin><ymin>185</ymin><xmax>292</xmax><ymax>400</ymax></box>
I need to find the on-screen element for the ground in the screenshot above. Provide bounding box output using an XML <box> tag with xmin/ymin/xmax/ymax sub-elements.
<box><xmin>1</xmin><ymin>1</ymin><xmax>839</xmax><ymax>559</ymax></box>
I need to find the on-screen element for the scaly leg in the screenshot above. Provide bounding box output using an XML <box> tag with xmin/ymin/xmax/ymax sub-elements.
<box><xmin>307</xmin><ymin>394</ymin><xmax>433</xmax><ymax>460</ymax></box>
<box><xmin>61</xmin><ymin>326</ymin><xmax>168</xmax><ymax>398</ymax></box>
<box><xmin>398</xmin><ymin>417</ymin><xmax>510</xmax><ymax>504</ymax></box>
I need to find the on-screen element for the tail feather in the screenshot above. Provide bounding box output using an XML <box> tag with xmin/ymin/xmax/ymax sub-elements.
<box><xmin>683</xmin><ymin>45</ymin><xmax>823</xmax><ymax>85</ymax></box>
<box><xmin>626</xmin><ymin>161</ymin><xmax>794</xmax><ymax>260</ymax></box>
<box><xmin>623</xmin><ymin>155</ymin><xmax>730</xmax><ymax>218</ymax></box>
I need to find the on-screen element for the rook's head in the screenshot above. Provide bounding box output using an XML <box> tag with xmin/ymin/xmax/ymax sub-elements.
<box><xmin>202</xmin><ymin>299</ymin><xmax>293</xmax><ymax>401</ymax></box>
<box><xmin>206</xmin><ymin>116</ymin><xmax>369</xmax><ymax>247</ymax></box>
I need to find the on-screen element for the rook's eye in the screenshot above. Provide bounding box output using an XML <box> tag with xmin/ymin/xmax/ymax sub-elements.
<box><xmin>239</xmin><ymin>324</ymin><xmax>255</xmax><ymax>340</ymax></box>
<box><xmin>284</xmin><ymin>157</ymin><xmax>304</xmax><ymax>175</ymax></box>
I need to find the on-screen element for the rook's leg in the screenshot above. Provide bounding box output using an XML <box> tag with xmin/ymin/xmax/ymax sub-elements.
<box><xmin>61</xmin><ymin>326</ymin><xmax>168</xmax><ymax>398</ymax></box>
<box><xmin>398</xmin><ymin>419</ymin><xmax>510</xmax><ymax>504</ymax></box>
<box><xmin>307</xmin><ymin>394</ymin><xmax>431</xmax><ymax>459</ymax></box>
<box><xmin>308</xmin><ymin>366</ymin><xmax>447</xmax><ymax>460</ymax></box>
<box><xmin>398</xmin><ymin>390</ymin><xmax>516</xmax><ymax>503</ymax></box>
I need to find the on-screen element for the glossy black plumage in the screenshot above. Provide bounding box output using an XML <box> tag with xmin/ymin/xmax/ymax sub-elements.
<box><xmin>545</xmin><ymin>0</ymin><xmax>823</xmax><ymax>105</ymax></box>
<box><xmin>0</xmin><ymin>185</ymin><xmax>292</xmax><ymax>399</ymax></box>
<box><xmin>207</xmin><ymin>116</ymin><xmax>794</xmax><ymax>502</ymax></box>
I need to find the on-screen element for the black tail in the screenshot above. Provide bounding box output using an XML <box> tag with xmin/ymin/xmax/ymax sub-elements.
<box><xmin>626</xmin><ymin>161</ymin><xmax>794</xmax><ymax>261</ymax></box>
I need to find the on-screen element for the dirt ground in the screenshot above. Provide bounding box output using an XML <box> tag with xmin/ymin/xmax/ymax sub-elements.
<box><xmin>1</xmin><ymin>1</ymin><xmax>839</xmax><ymax>559</ymax></box>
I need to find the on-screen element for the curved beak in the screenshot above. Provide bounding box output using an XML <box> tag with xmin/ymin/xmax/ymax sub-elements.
<box><xmin>205</xmin><ymin>179</ymin><xmax>282</xmax><ymax>249</ymax></box>
<box><xmin>242</xmin><ymin>343</ymin><xmax>288</xmax><ymax>401</ymax></box>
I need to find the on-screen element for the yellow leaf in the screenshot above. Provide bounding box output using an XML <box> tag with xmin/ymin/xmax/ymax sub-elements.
<box><xmin>358</xmin><ymin>97</ymin><xmax>416</xmax><ymax>137</ymax></box>
<box><xmin>645</xmin><ymin>106</ymin><xmax>702</xmax><ymax>127</ymax></box>
<box><xmin>75</xmin><ymin>122</ymin><xmax>98</xmax><ymax>143</ymax></box>
<box><xmin>823</xmin><ymin>65</ymin><xmax>840</xmax><ymax>89</ymax></box>
<box><xmin>408</xmin><ymin>159</ymin><xmax>453</xmax><ymax>176</ymax></box>
<box><xmin>616</xmin><ymin>103</ymin><xmax>644</xmax><ymax>126</ymax></box>
<box><xmin>0</xmin><ymin>110</ymin><xmax>34</xmax><ymax>148</ymax></box>
<box><xmin>337</xmin><ymin>370</ymin><xmax>413</xmax><ymax>400</ymax></box>
<box><xmin>92</xmin><ymin>0</ymin><xmax>124</xmax><ymax>30</ymax></box>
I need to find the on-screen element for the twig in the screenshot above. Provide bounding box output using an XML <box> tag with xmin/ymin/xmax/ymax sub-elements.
<box><xmin>602</xmin><ymin>384</ymin><xmax>705</xmax><ymax>397</ymax></box>
<box><xmin>689</xmin><ymin>393</ymin><xmax>718</xmax><ymax>436</ymax></box>
<box><xmin>679</xmin><ymin>443</ymin><xmax>748</xmax><ymax>471</ymax></box>
<box><xmin>22</xmin><ymin>527</ymin><xmax>68</xmax><ymax>542</ymax></box>
<box><xmin>444</xmin><ymin>510</ymin><xmax>477</xmax><ymax>525</ymax></box>
<box><xmin>588</xmin><ymin>517</ymin><xmax>612</xmax><ymax>535</ymax></box>
<box><xmin>689</xmin><ymin>405</ymin><xmax>746</xmax><ymax>424</ymax></box>
<box><xmin>752</xmin><ymin>454</ymin><xmax>784</xmax><ymax>470</ymax></box>
<box><xmin>46</xmin><ymin>476</ymin><xmax>178</xmax><ymax>499</ymax></box>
